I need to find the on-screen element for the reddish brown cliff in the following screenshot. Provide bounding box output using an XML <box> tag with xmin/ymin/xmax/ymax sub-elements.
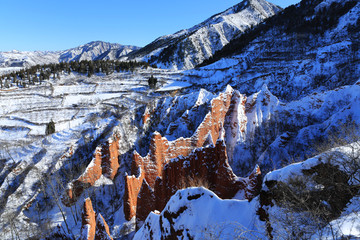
<box><xmin>80</xmin><ymin>198</ymin><xmax>96</xmax><ymax>240</ymax></box>
<box><xmin>95</xmin><ymin>213</ymin><xmax>113</xmax><ymax>240</ymax></box>
<box><xmin>135</xmin><ymin>140</ymin><xmax>262</xmax><ymax>225</ymax></box>
<box><xmin>124</xmin><ymin>86</ymin><xmax>235</xmax><ymax>220</ymax></box>
<box><xmin>80</xmin><ymin>198</ymin><xmax>113</xmax><ymax>240</ymax></box>
<box><xmin>136</xmin><ymin>179</ymin><xmax>156</xmax><ymax>224</ymax></box>
<box><xmin>123</xmin><ymin>168</ymin><xmax>145</xmax><ymax>221</ymax></box>
<box><xmin>63</xmin><ymin>134</ymin><xmax>121</xmax><ymax>206</ymax></box>
<box><xmin>244</xmin><ymin>165</ymin><xmax>262</xmax><ymax>200</ymax></box>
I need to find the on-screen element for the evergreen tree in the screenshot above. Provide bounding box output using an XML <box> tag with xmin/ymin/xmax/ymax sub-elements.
<box><xmin>148</xmin><ymin>75</ymin><xmax>157</xmax><ymax>89</ymax></box>
<box><xmin>88</xmin><ymin>62</ymin><xmax>94</xmax><ymax>77</ymax></box>
<box><xmin>45</xmin><ymin>119</ymin><xmax>56</xmax><ymax>135</ymax></box>
<box><xmin>33</xmin><ymin>74</ymin><xmax>38</xmax><ymax>83</ymax></box>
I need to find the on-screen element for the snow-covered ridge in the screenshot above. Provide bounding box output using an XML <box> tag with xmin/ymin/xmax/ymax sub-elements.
<box><xmin>125</xmin><ymin>0</ymin><xmax>281</xmax><ymax>70</ymax></box>
<box><xmin>59</xmin><ymin>41</ymin><xmax>140</xmax><ymax>62</ymax></box>
<box><xmin>0</xmin><ymin>50</ymin><xmax>61</xmax><ymax>68</ymax></box>
<box><xmin>0</xmin><ymin>41</ymin><xmax>140</xmax><ymax>70</ymax></box>
<box><xmin>189</xmin><ymin>0</ymin><xmax>360</xmax><ymax>101</ymax></box>
<box><xmin>134</xmin><ymin>187</ymin><xmax>263</xmax><ymax>240</ymax></box>
<box><xmin>0</xmin><ymin>0</ymin><xmax>280</xmax><ymax>71</ymax></box>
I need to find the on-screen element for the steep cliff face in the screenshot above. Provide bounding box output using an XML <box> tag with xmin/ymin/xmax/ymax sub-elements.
<box><xmin>135</xmin><ymin>140</ymin><xmax>262</xmax><ymax>226</ymax></box>
<box><xmin>124</xmin><ymin>86</ymin><xmax>265</xmax><ymax>225</ymax></box>
<box><xmin>80</xmin><ymin>198</ymin><xmax>113</xmax><ymax>240</ymax></box>
<box><xmin>124</xmin><ymin>86</ymin><xmax>235</xmax><ymax>221</ymax></box>
<box><xmin>95</xmin><ymin>214</ymin><xmax>113</xmax><ymax>240</ymax></box>
<box><xmin>63</xmin><ymin>133</ymin><xmax>121</xmax><ymax>206</ymax></box>
<box><xmin>135</xmin><ymin>142</ymin><xmax>360</xmax><ymax>239</ymax></box>
<box><xmin>80</xmin><ymin>198</ymin><xmax>96</xmax><ymax>240</ymax></box>
<box><xmin>224</xmin><ymin>89</ymin><xmax>248</xmax><ymax>165</ymax></box>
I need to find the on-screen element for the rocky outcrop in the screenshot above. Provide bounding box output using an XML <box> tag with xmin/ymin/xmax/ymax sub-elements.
<box><xmin>135</xmin><ymin>139</ymin><xmax>262</xmax><ymax>225</ymax></box>
<box><xmin>63</xmin><ymin>134</ymin><xmax>121</xmax><ymax>206</ymax></box>
<box><xmin>224</xmin><ymin>90</ymin><xmax>248</xmax><ymax>164</ymax></box>
<box><xmin>133</xmin><ymin>187</ymin><xmax>261</xmax><ymax>240</ymax></box>
<box><xmin>80</xmin><ymin>198</ymin><xmax>96</xmax><ymax>240</ymax></box>
<box><xmin>124</xmin><ymin>86</ymin><xmax>267</xmax><ymax>223</ymax></box>
<box><xmin>124</xmin><ymin>86</ymin><xmax>235</xmax><ymax>221</ymax></box>
<box><xmin>80</xmin><ymin>198</ymin><xmax>113</xmax><ymax>240</ymax></box>
<box><xmin>95</xmin><ymin>213</ymin><xmax>113</xmax><ymax>240</ymax></box>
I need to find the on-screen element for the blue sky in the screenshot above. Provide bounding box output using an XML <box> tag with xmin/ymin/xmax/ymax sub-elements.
<box><xmin>0</xmin><ymin>0</ymin><xmax>299</xmax><ymax>52</ymax></box>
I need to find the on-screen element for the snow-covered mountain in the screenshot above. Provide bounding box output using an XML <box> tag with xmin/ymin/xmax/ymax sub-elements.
<box><xmin>192</xmin><ymin>0</ymin><xmax>360</xmax><ymax>100</ymax></box>
<box><xmin>0</xmin><ymin>41</ymin><xmax>140</xmax><ymax>71</ymax></box>
<box><xmin>0</xmin><ymin>50</ymin><xmax>61</xmax><ymax>68</ymax></box>
<box><xmin>125</xmin><ymin>0</ymin><xmax>281</xmax><ymax>69</ymax></box>
<box><xmin>59</xmin><ymin>41</ymin><xmax>140</xmax><ymax>62</ymax></box>
<box><xmin>0</xmin><ymin>0</ymin><xmax>280</xmax><ymax>71</ymax></box>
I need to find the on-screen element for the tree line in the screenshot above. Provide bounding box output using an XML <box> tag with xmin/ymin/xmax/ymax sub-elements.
<box><xmin>0</xmin><ymin>60</ymin><xmax>155</xmax><ymax>89</ymax></box>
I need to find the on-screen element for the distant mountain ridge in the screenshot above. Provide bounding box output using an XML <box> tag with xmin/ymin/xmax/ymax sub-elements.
<box><xmin>0</xmin><ymin>41</ymin><xmax>140</xmax><ymax>69</ymax></box>
<box><xmin>59</xmin><ymin>41</ymin><xmax>140</xmax><ymax>62</ymax></box>
<box><xmin>0</xmin><ymin>50</ymin><xmax>61</xmax><ymax>68</ymax></box>
<box><xmin>0</xmin><ymin>0</ymin><xmax>280</xmax><ymax>71</ymax></box>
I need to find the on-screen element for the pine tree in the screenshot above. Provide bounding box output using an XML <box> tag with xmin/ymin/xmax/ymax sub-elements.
<box><xmin>45</xmin><ymin>120</ymin><xmax>56</xmax><ymax>135</ymax></box>
<box><xmin>148</xmin><ymin>75</ymin><xmax>158</xmax><ymax>89</ymax></box>
<box><xmin>33</xmin><ymin>74</ymin><xmax>38</xmax><ymax>84</ymax></box>
<box><xmin>88</xmin><ymin>62</ymin><xmax>94</xmax><ymax>77</ymax></box>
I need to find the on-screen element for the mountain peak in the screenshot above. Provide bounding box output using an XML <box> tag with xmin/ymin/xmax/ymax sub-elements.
<box><xmin>126</xmin><ymin>0</ymin><xmax>281</xmax><ymax>69</ymax></box>
<box><xmin>59</xmin><ymin>41</ymin><xmax>139</xmax><ymax>62</ymax></box>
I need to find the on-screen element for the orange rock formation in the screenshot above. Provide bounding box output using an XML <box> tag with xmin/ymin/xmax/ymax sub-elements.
<box><xmin>95</xmin><ymin>213</ymin><xmax>113</xmax><ymax>240</ymax></box>
<box><xmin>63</xmin><ymin>134</ymin><xmax>121</xmax><ymax>206</ymax></box>
<box><xmin>124</xmin><ymin>86</ymin><xmax>235</xmax><ymax>221</ymax></box>
<box><xmin>80</xmin><ymin>198</ymin><xmax>96</xmax><ymax>240</ymax></box>
<box><xmin>80</xmin><ymin>198</ymin><xmax>113</xmax><ymax>240</ymax></box>
<box><xmin>124</xmin><ymin>86</ymin><xmax>263</xmax><ymax>226</ymax></box>
<box><xmin>135</xmin><ymin>140</ymin><xmax>262</xmax><ymax>225</ymax></box>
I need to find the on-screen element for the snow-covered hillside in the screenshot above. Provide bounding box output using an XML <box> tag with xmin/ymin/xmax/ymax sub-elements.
<box><xmin>0</xmin><ymin>68</ymin><xmax>188</xmax><ymax>239</ymax></box>
<box><xmin>0</xmin><ymin>70</ymin><xmax>359</xmax><ymax>239</ymax></box>
<box><xmin>0</xmin><ymin>50</ymin><xmax>61</xmax><ymax>68</ymax></box>
<box><xmin>125</xmin><ymin>0</ymin><xmax>281</xmax><ymax>70</ymax></box>
<box><xmin>191</xmin><ymin>0</ymin><xmax>360</xmax><ymax>101</ymax></box>
<box><xmin>134</xmin><ymin>187</ymin><xmax>264</xmax><ymax>239</ymax></box>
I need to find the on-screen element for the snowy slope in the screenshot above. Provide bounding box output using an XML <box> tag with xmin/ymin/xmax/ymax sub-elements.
<box><xmin>125</xmin><ymin>0</ymin><xmax>281</xmax><ymax>70</ymax></box>
<box><xmin>190</xmin><ymin>0</ymin><xmax>360</xmax><ymax>100</ymax></box>
<box><xmin>1</xmin><ymin>73</ymin><xmax>359</xmax><ymax>239</ymax></box>
<box><xmin>0</xmin><ymin>50</ymin><xmax>61</xmax><ymax>68</ymax></box>
<box><xmin>134</xmin><ymin>187</ymin><xmax>264</xmax><ymax>239</ymax></box>
<box><xmin>136</xmin><ymin>144</ymin><xmax>360</xmax><ymax>239</ymax></box>
<box><xmin>0</xmin><ymin>68</ymin><xmax>188</xmax><ymax>239</ymax></box>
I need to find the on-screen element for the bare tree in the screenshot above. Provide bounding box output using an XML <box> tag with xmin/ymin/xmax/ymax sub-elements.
<box><xmin>266</xmin><ymin>121</ymin><xmax>360</xmax><ymax>239</ymax></box>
